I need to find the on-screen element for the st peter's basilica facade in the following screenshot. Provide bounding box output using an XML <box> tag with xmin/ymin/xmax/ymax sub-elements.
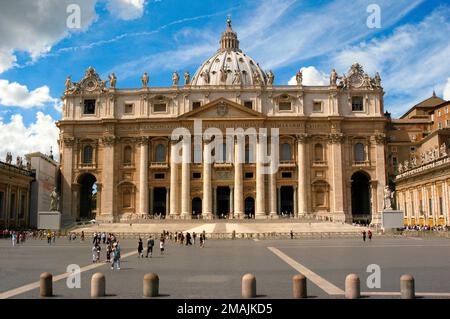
<box><xmin>58</xmin><ymin>19</ymin><xmax>387</xmax><ymax>225</ymax></box>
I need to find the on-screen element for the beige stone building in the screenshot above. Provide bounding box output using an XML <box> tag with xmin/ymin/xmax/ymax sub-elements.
<box><xmin>0</xmin><ymin>155</ymin><xmax>34</xmax><ymax>228</ymax></box>
<box><xmin>389</xmin><ymin>93</ymin><xmax>450</xmax><ymax>226</ymax></box>
<box><xmin>58</xmin><ymin>19</ymin><xmax>388</xmax><ymax>225</ymax></box>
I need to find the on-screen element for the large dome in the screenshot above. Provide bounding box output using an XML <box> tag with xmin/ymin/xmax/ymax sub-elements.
<box><xmin>191</xmin><ymin>18</ymin><xmax>267</xmax><ymax>86</ymax></box>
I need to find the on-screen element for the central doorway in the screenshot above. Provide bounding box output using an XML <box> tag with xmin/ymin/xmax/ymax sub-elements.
<box><xmin>153</xmin><ymin>187</ymin><xmax>167</xmax><ymax>216</ymax></box>
<box><xmin>351</xmin><ymin>171</ymin><xmax>371</xmax><ymax>224</ymax></box>
<box><xmin>216</xmin><ymin>186</ymin><xmax>230</xmax><ymax>218</ymax></box>
<box><xmin>280</xmin><ymin>186</ymin><xmax>294</xmax><ymax>216</ymax></box>
<box><xmin>244</xmin><ymin>197</ymin><xmax>255</xmax><ymax>218</ymax></box>
<box><xmin>78</xmin><ymin>173</ymin><xmax>97</xmax><ymax>220</ymax></box>
<box><xmin>192</xmin><ymin>197</ymin><xmax>202</xmax><ymax>216</ymax></box>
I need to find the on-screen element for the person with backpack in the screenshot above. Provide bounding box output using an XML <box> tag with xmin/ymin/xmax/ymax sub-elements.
<box><xmin>146</xmin><ymin>235</ymin><xmax>155</xmax><ymax>258</ymax></box>
<box><xmin>111</xmin><ymin>242</ymin><xmax>121</xmax><ymax>270</ymax></box>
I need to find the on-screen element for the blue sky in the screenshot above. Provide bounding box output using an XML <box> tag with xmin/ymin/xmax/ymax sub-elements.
<box><xmin>0</xmin><ymin>0</ymin><xmax>449</xmax><ymax>158</ymax></box>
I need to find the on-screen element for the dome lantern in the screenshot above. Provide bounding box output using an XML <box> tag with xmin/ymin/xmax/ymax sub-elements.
<box><xmin>220</xmin><ymin>16</ymin><xmax>240</xmax><ymax>51</ymax></box>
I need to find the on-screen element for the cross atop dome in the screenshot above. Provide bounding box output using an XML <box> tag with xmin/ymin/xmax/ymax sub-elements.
<box><xmin>220</xmin><ymin>16</ymin><xmax>239</xmax><ymax>51</ymax></box>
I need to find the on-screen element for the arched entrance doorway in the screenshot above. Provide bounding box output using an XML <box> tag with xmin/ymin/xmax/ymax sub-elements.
<box><xmin>153</xmin><ymin>187</ymin><xmax>167</xmax><ymax>216</ymax></box>
<box><xmin>192</xmin><ymin>197</ymin><xmax>202</xmax><ymax>217</ymax></box>
<box><xmin>216</xmin><ymin>186</ymin><xmax>230</xmax><ymax>218</ymax></box>
<box><xmin>280</xmin><ymin>186</ymin><xmax>294</xmax><ymax>217</ymax></box>
<box><xmin>78</xmin><ymin>173</ymin><xmax>97</xmax><ymax>220</ymax></box>
<box><xmin>351</xmin><ymin>171</ymin><xmax>371</xmax><ymax>224</ymax></box>
<box><xmin>244</xmin><ymin>197</ymin><xmax>255</xmax><ymax>218</ymax></box>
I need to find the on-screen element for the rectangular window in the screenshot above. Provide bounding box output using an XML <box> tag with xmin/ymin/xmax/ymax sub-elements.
<box><xmin>192</xmin><ymin>101</ymin><xmax>201</xmax><ymax>110</ymax></box>
<box><xmin>154</xmin><ymin>173</ymin><xmax>165</xmax><ymax>179</ymax></box>
<box><xmin>124</xmin><ymin>103</ymin><xmax>134</xmax><ymax>114</ymax></box>
<box><xmin>244</xmin><ymin>172</ymin><xmax>254</xmax><ymax>179</ymax></box>
<box><xmin>10</xmin><ymin>193</ymin><xmax>16</xmax><ymax>219</ymax></box>
<box><xmin>446</xmin><ymin>120</ymin><xmax>450</xmax><ymax>127</ymax></box>
<box><xmin>429</xmin><ymin>198</ymin><xmax>433</xmax><ymax>216</ymax></box>
<box><xmin>83</xmin><ymin>99</ymin><xmax>96</xmax><ymax>114</ymax></box>
<box><xmin>352</xmin><ymin>96</ymin><xmax>364</xmax><ymax>111</ymax></box>
<box><xmin>244</xmin><ymin>101</ymin><xmax>253</xmax><ymax>109</ymax></box>
<box><xmin>419</xmin><ymin>200</ymin><xmax>424</xmax><ymax>215</ymax></box>
<box><xmin>281</xmin><ymin>172</ymin><xmax>292</xmax><ymax>178</ymax></box>
<box><xmin>192</xmin><ymin>172</ymin><xmax>201</xmax><ymax>179</ymax></box>
<box><xmin>279</xmin><ymin>102</ymin><xmax>292</xmax><ymax>111</ymax></box>
<box><xmin>439</xmin><ymin>197</ymin><xmax>443</xmax><ymax>215</ymax></box>
<box><xmin>153</xmin><ymin>103</ymin><xmax>167</xmax><ymax>113</ymax></box>
<box><xmin>438</xmin><ymin>122</ymin><xmax>442</xmax><ymax>129</ymax></box>
<box><xmin>404</xmin><ymin>201</ymin><xmax>407</xmax><ymax>216</ymax></box>
<box><xmin>0</xmin><ymin>191</ymin><xmax>4</xmax><ymax>218</ymax></box>
<box><xmin>312</xmin><ymin>101</ymin><xmax>322</xmax><ymax>113</ymax></box>
<box><xmin>438</xmin><ymin>111</ymin><xmax>442</xmax><ymax>117</ymax></box>
<box><xmin>392</xmin><ymin>156</ymin><xmax>398</xmax><ymax>168</ymax></box>
<box><xmin>122</xmin><ymin>191</ymin><xmax>131</xmax><ymax>208</ymax></box>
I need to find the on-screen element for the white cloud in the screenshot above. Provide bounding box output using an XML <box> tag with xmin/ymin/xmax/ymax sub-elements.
<box><xmin>0</xmin><ymin>112</ymin><xmax>59</xmax><ymax>160</ymax></box>
<box><xmin>0</xmin><ymin>0</ymin><xmax>97</xmax><ymax>73</ymax></box>
<box><xmin>443</xmin><ymin>78</ymin><xmax>450</xmax><ymax>101</ymax></box>
<box><xmin>107</xmin><ymin>0</ymin><xmax>146</xmax><ymax>20</ymax></box>
<box><xmin>0</xmin><ymin>80</ymin><xmax>58</xmax><ymax>109</ymax></box>
<box><xmin>288</xmin><ymin>66</ymin><xmax>328</xmax><ymax>85</ymax></box>
<box><xmin>331</xmin><ymin>7</ymin><xmax>450</xmax><ymax>115</ymax></box>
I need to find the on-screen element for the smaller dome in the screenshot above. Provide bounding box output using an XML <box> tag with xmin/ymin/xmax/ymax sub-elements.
<box><xmin>191</xmin><ymin>18</ymin><xmax>267</xmax><ymax>86</ymax></box>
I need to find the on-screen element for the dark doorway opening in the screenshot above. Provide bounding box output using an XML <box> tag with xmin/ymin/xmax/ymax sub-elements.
<box><xmin>216</xmin><ymin>187</ymin><xmax>230</xmax><ymax>218</ymax></box>
<box><xmin>153</xmin><ymin>187</ymin><xmax>167</xmax><ymax>216</ymax></box>
<box><xmin>280</xmin><ymin>186</ymin><xmax>294</xmax><ymax>216</ymax></box>
<box><xmin>78</xmin><ymin>173</ymin><xmax>97</xmax><ymax>220</ymax></box>
<box><xmin>351</xmin><ymin>171</ymin><xmax>371</xmax><ymax>224</ymax></box>
<box><xmin>192</xmin><ymin>197</ymin><xmax>202</xmax><ymax>216</ymax></box>
<box><xmin>244</xmin><ymin>197</ymin><xmax>255</xmax><ymax>218</ymax></box>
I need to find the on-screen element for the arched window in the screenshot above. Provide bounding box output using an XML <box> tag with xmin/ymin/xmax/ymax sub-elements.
<box><xmin>280</xmin><ymin>143</ymin><xmax>292</xmax><ymax>161</ymax></box>
<box><xmin>155</xmin><ymin>144</ymin><xmax>166</xmax><ymax>162</ymax></box>
<box><xmin>354</xmin><ymin>143</ymin><xmax>365</xmax><ymax>162</ymax></box>
<box><xmin>83</xmin><ymin>145</ymin><xmax>93</xmax><ymax>164</ymax></box>
<box><xmin>314</xmin><ymin>143</ymin><xmax>324</xmax><ymax>162</ymax></box>
<box><xmin>123</xmin><ymin>146</ymin><xmax>132</xmax><ymax>164</ymax></box>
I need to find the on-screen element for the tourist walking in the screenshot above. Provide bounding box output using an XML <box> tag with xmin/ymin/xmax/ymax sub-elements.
<box><xmin>186</xmin><ymin>232</ymin><xmax>192</xmax><ymax>246</ymax></box>
<box><xmin>11</xmin><ymin>231</ymin><xmax>16</xmax><ymax>247</ymax></box>
<box><xmin>290</xmin><ymin>230</ymin><xmax>294</xmax><ymax>239</ymax></box>
<box><xmin>362</xmin><ymin>230</ymin><xmax>367</xmax><ymax>242</ymax></box>
<box><xmin>146</xmin><ymin>236</ymin><xmax>154</xmax><ymax>258</ymax></box>
<box><xmin>111</xmin><ymin>242</ymin><xmax>121</xmax><ymax>270</ymax></box>
<box><xmin>92</xmin><ymin>244</ymin><xmax>98</xmax><ymax>263</ymax></box>
<box><xmin>199</xmin><ymin>233</ymin><xmax>204</xmax><ymax>248</ymax></box>
<box><xmin>160</xmin><ymin>237</ymin><xmax>165</xmax><ymax>255</ymax></box>
<box><xmin>101</xmin><ymin>232</ymin><xmax>106</xmax><ymax>244</ymax></box>
<box><xmin>106</xmin><ymin>244</ymin><xmax>112</xmax><ymax>263</ymax></box>
<box><xmin>137</xmin><ymin>238</ymin><xmax>144</xmax><ymax>258</ymax></box>
<box><xmin>47</xmin><ymin>231</ymin><xmax>52</xmax><ymax>245</ymax></box>
<box><xmin>368</xmin><ymin>229</ymin><xmax>372</xmax><ymax>241</ymax></box>
<box><xmin>81</xmin><ymin>231</ymin><xmax>85</xmax><ymax>242</ymax></box>
<box><xmin>193</xmin><ymin>232</ymin><xmax>197</xmax><ymax>244</ymax></box>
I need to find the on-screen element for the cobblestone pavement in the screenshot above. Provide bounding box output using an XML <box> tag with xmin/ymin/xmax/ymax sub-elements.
<box><xmin>1</xmin><ymin>237</ymin><xmax>449</xmax><ymax>299</ymax></box>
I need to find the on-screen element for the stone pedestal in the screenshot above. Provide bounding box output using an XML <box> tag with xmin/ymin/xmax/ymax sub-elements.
<box><xmin>382</xmin><ymin>209</ymin><xmax>404</xmax><ymax>231</ymax></box>
<box><xmin>38</xmin><ymin>211</ymin><xmax>61</xmax><ymax>230</ymax></box>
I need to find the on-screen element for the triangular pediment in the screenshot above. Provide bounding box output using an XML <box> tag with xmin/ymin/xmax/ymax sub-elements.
<box><xmin>179</xmin><ymin>98</ymin><xmax>266</xmax><ymax>119</ymax></box>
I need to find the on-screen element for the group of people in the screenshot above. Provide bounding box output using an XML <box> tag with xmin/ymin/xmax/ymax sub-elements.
<box><xmin>171</xmin><ymin>230</ymin><xmax>207</xmax><ymax>247</ymax></box>
<box><xmin>402</xmin><ymin>225</ymin><xmax>449</xmax><ymax>231</ymax></box>
<box><xmin>137</xmin><ymin>234</ymin><xmax>165</xmax><ymax>258</ymax></box>
<box><xmin>2</xmin><ymin>229</ymin><xmax>58</xmax><ymax>246</ymax></box>
<box><xmin>362</xmin><ymin>229</ymin><xmax>373</xmax><ymax>241</ymax></box>
<box><xmin>90</xmin><ymin>232</ymin><xmax>122</xmax><ymax>270</ymax></box>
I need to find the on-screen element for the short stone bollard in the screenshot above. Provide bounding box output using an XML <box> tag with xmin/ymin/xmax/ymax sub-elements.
<box><xmin>292</xmin><ymin>274</ymin><xmax>307</xmax><ymax>298</ymax></box>
<box><xmin>143</xmin><ymin>273</ymin><xmax>159</xmax><ymax>297</ymax></box>
<box><xmin>345</xmin><ymin>273</ymin><xmax>360</xmax><ymax>299</ymax></box>
<box><xmin>400</xmin><ymin>274</ymin><xmax>415</xmax><ymax>299</ymax></box>
<box><xmin>242</xmin><ymin>273</ymin><xmax>256</xmax><ymax>298</ymax></box>
<box><xmin>40</xmin><ymin>272</ymin><xmax>53</xmax><ymax>297</ymax></box>
<box><xmin>91</xmin><ymin>273</ymin><xmax>106</xmax><ymax>298</ymax></box>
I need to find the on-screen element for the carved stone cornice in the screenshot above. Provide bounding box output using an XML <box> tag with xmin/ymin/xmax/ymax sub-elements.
<box><xmin>327</xmin><ymin>133</ymin><xmax>344</xmax><ymax>144</ymax></box>
<box><xmin>374</xmin><ymin>133</ymin><xmax>387</xmax><ymax>145</ymax></box>
<box><xmin>136</xmin><ymin>136</ymin><xmax>149</xmax><ymax>145</ymax></box>
<box><xmin>101</xmin><ymin>135</ymin><xmax>117</xmax><ymax>146</ymax></box>
<box><xmin>63</xmin><ymin>137</ymin><xmax>75</xmax><ymax>148</ymax></box>
<box><xmin>296</xmin><ymin>133</ymin><xmax>309</xmax><ymax>143</ymax></box>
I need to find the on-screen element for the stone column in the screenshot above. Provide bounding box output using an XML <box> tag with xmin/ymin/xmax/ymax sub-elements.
<box><xmin>370</xmin><ymin>181</ymin><xmax>378</xmax><ymax>220</ymax></box>
<box><xmin>165</xmin><ymin>187</ymin><xmax>170</xmax><ymax>216</ymax></box>
<box><xmin>328</xmin><ymin>133</ymin><xmax>345</xmax><ymax>222</ymax></box>
<box><xmin>255</xmin><ymin>137</ymin><xmax>266</xmax><ymax>218</ymax></box>
<box><xmin>180</xmin><ymin>136</ymin><xmax>191</xmax><ymax>218</ymax></box>
<box><xmin>149</xmin><ymin>187</ymin><xmax>153</xmax><ymax>215</ymax></box>
<box><xmin>202</xmin><ymin>140</ymin><xmax>212</xmax><ymax>219</ymax></box>
<box><xmin>213</xmin><ymin>186</ymin><xmax>217</xmax><ymax>216</ymax></box>
<box><xmin>432</xmin><ymin>183</ymin><xmax>438</xmax><ymax>225</ymax></box>
<box><xmin>297</xmin><ymin>134</ymin><xmax>308</xmax><ymax>218</ymax></box>
<box><xmin>234</xmin><ymin>138</ymin><xmax>244</xmax><ymax>218</ymax></box>
<box><xmin>443</xmin><ymin>181</ymin><xmax>449</xmax><ymax>226</ymax></box>
<box><xmin>293</xmin><ymin>186</ymin><xmax>298</xmax><ymax>217</ymax></box>
<box><xmin>269</xmin><ymin>171</ymin><xmax>277</xmax><ymax>217</ymax></box>
<box><xmin>230</xmin><ymin>187</ymin><xmax>234</xmax><ymax>219</ymax></box>
<box><xmin>277</xmin><ymin>187</ymin><xmax>281</xmax><ymax>215</ymax></box>
<box><xmin>374</xmin><ymin>133</ymin><xmax>387</xmax><ymax>225</ymax></box>
<box><xmin>100</xmin><ymin>136</ymin><xmax>116</xmax><ymax>221</ymax></box>
<box><xmin>169</xmin><ymin>141</ymin><xmax>179</xmax><ymax>217</ymax></box>
<box><xmin>138</xmin><ymin>137</ymin><xmax>149</xmax><ymax>215</ymax></box>
<box><xmin>62</xmin><ymin>138</ymin><xmax>75</xmax><ymax>220</ymax></box>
